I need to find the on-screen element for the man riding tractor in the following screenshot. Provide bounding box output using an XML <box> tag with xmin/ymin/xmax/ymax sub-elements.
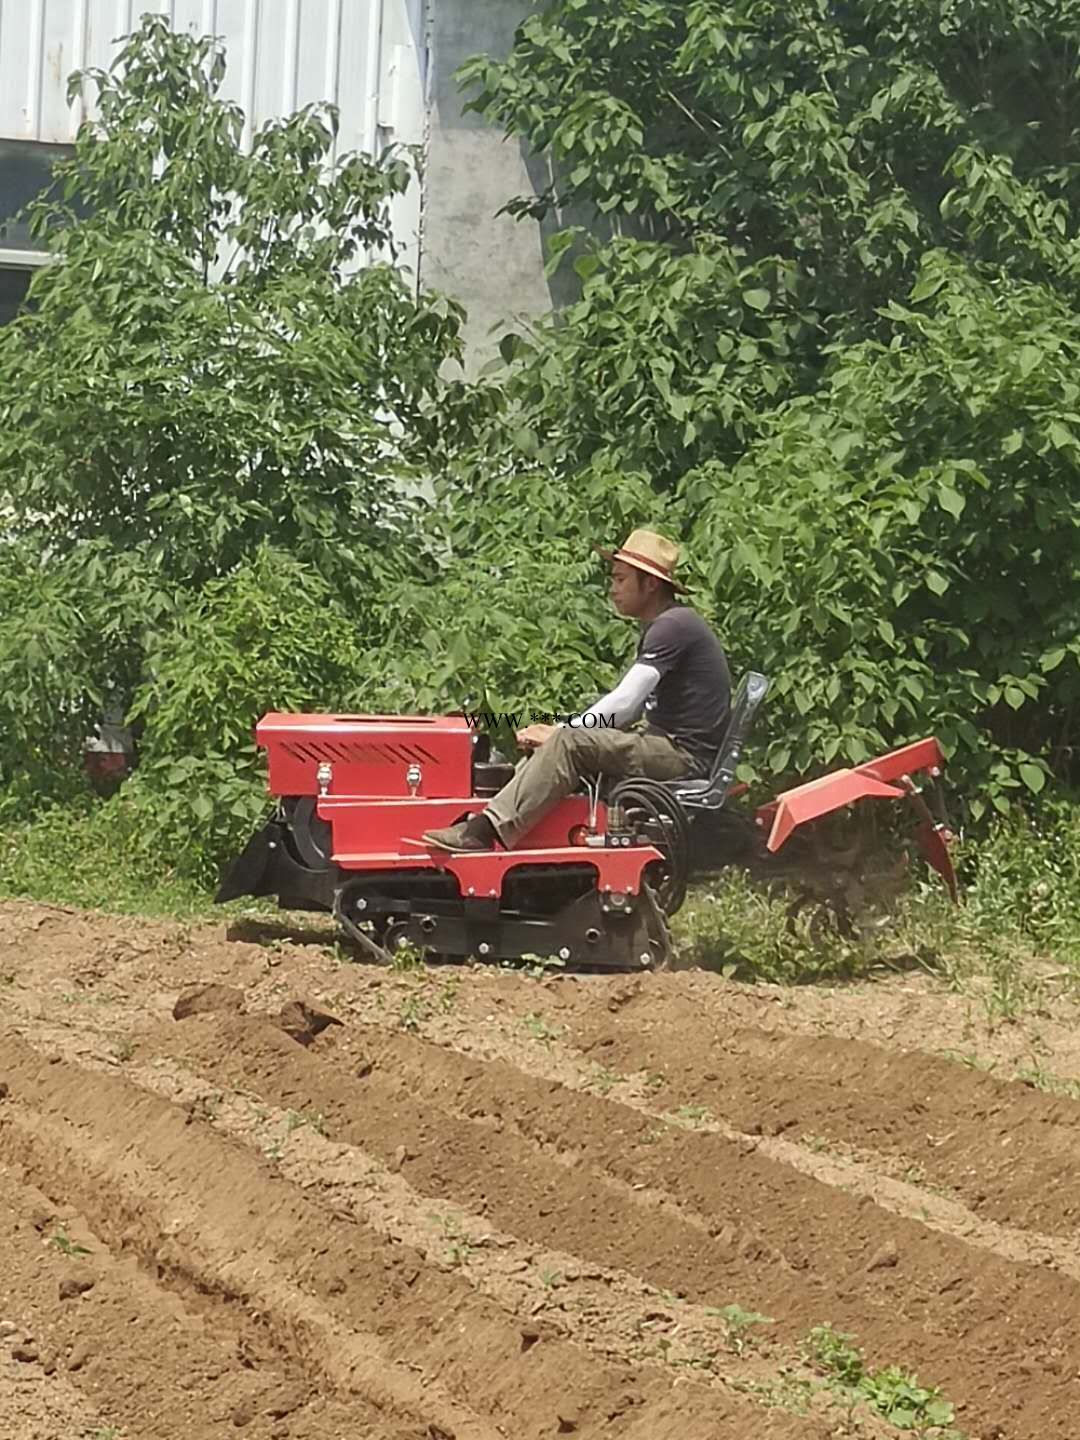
<box><xmin>422</xmin><ymin>529</ymin><xmax>732</xmax><ymax>854</ymax></box>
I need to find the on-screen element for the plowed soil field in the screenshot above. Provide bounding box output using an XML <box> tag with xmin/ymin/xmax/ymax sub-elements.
<box><xmin>2</xmin><ymin>898</ymin><xmax>1080</xmax><ymax>1440</ymax></box>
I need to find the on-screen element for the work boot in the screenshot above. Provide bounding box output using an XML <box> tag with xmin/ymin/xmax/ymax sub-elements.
<box><xmin>421</xmin><ymin>813</ymin><xmax>500</xmax><ymax>852</ymax></box>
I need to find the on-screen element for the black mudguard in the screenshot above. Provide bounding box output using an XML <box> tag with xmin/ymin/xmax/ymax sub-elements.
<box><xmin>215</xmin><ymin>818</ymin><xmax>281</xmax><ymax>903</ymax></box>
<box><xmin>214</xmin><ymin>817</ymin><xmax>336</xmax><ymax>911</ymax></box>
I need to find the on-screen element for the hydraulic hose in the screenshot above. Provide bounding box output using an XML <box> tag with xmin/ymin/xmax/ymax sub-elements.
<box><xmin>608</xmin><ymin>778</ymin><xmax>692</xmax><ymax>915</ymax></box>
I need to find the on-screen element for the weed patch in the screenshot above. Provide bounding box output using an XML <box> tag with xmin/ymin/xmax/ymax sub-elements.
<box><xmin>802</xmin><ymin>1323</ymin><xmax>960</xmax><ymax>1432</ymax></box>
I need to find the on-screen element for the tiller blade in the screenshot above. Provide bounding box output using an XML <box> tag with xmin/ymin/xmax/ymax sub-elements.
<box><xmin>755</xmin><ymin>738</ymin><xmax>959</xmax><ymax>903</ymax></box>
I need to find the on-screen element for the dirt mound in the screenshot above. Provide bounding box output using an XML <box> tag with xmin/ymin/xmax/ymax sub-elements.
<box><xmin>3</xmin><ymin>897</ymin><xmax>1080</xmax><ymax>1437</ymax></box>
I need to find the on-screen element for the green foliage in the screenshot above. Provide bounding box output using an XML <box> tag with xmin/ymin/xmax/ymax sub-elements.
<box><xmin>0</xmin><ymin>791</ymin><xmax>216</xmax><ymax>916</ymax></box>
<box><xmin>0</xmin><ymin>15</ymin><xmax>475</xmax><ymax>848</ymax></box>
<box><xmin>950</xmin><ymin>808</ymin><xmax>1080</xmax><ymax>962</ymax></box>
<box><xmin>4</xmin><ymin>17</ymin><xmax>462</xmax><ymax>587</ymax></box>
<box><xmin>684</xmin><ymin>252</ymin><xmax>1080</xmax><ymax>800</ymax></box>
<box><xmin>455</xmin><ymin>0</ymin><xmax>1080</xmax><ymax>806</ymax></box>
<box><xmin>671</xmin><ymin>869</ymin><xmax>870</xmax><ymax>985</ymax></box>
<box><xmin>803</xmin><ymin>1324</ymin><xmax>957</xmax><ymax>1432</ymax></box>
<box><xmin>129</xmin><ymin>545</ymin><xmax>379</xmax><ymax>763</ymax></box>
<box><xmin>674</xmin><ymin>806</ymin><xmax>1080</xmax><ymax>988</ymax></box>
<box><xmin>461</xmin><ymin>0</ymin><xmax>1080</xmax><ymax>301</ymax></box>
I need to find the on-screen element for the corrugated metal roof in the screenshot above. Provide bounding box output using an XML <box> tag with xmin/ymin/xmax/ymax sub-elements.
<box><xmin>0</xmin><ymin>0</ymin><xmax>428</xmax><ymax>263</ymax></box>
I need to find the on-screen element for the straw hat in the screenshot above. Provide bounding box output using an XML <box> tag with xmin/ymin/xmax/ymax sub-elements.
<box><xmin>595</xmin><ymin>528</ymin><xmax>689</xmax><ymax>594</ymax></box>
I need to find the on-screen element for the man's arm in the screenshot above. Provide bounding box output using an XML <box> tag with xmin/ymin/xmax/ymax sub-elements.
<box><xmin>515</xmin><ymin>662</ymin><xmax>661</xmax><ymax>749</ymax></box>
<box><xmin>517</xmin><ymin>662</ymin><xmax>661</xmax><ymax>748</ymax></box>
<box><xmin>568</xmin><ymin>662</ymin><xmax>660</xmax><ymax>729</ymax></box>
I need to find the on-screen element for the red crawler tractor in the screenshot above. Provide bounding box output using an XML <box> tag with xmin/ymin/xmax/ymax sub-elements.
<box><xmin>216</xmin><ymin>674</ymin><xmax>959</xmax><ymax>970</ymax></box>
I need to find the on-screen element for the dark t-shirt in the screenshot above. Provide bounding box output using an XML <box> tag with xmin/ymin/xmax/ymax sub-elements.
<box><xmin>636</xmin><ymin>606</ymin><xmax>732</xmax><ymax>774</ymax></box>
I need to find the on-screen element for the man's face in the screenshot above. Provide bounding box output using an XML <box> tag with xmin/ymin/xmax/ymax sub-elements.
<box><xmin>609</xmin><ymin>560</ymin><xmax>653</xmax><ymax>617</ymax></box>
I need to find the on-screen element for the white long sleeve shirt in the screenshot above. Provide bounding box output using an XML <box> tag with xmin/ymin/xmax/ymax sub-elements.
<box><xmin>564</xmin><ymin>662</ymin><xmax>661</xmax><ymax>729</ymax></box>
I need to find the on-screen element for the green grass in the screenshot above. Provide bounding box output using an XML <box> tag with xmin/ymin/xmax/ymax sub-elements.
<box><xmin>0</xmin><ymin>797</ymin><xmax>271</xmax><ymax>923</ymax></box>
<box><xmin>671</xmin><ymin>808</ymin><xmax>1080</xmax><ymax>1006</ymax></box>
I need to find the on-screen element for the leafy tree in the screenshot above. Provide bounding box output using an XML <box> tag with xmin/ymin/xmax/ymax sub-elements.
<box><xmin>0</xmin><ymin>15</ymin><xmax>476</xmax><ymax>820</ymax></box>
<box><xmin>4</xmin><ymin>15</ymin><xmax>465</xmax><ymax>587</ymax></box>
<box><xmin>456</xmin><ymin>0</ymin><xmax>1080</xmax><ymax>807</ymax></box>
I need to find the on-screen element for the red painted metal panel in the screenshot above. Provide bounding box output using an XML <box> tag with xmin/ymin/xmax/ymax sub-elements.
<box><xmin>327</xmin><ymin>845</ymin><xmax>663</xmax><ymax>898</ymax></box>
<box><xmin>764</xmin><ymin>774</ymin><xmax>906</xmax><ymax>852</ymax></box>
<box><xmin>756</xmin><ymin>736</ymin><xmax>948</xmax><ymax>853</ymax></box>
<box><xmin>854</xmin><ymin>737</ymin><xmax>945</xmax><ymax>785</ymax></box>
<box><xmin>256</xmin><ymin>712</ymin><xmax>474</xmax><ymax>798</ymax></box>
<box><xmin>317</xmin><ymin>794</ymin><xmax>601</xmax><ymax>855</ymax></box>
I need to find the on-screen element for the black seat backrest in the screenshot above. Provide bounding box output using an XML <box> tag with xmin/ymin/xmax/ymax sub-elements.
<box><xmin>669</xmin><ymin>670</ymin><xmax>770</xmax><ymax>809</ymax></box>
<box><xmin>710</xmin><ymin>670</ymin><xmax>769</xmax><ymax>792</ymax></box>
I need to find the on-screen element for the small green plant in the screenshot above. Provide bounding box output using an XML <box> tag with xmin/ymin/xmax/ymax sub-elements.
<box><xmin>803</xmin><ymin>1324</ymin><xmax>958</xmax><ymax>1431</ymax></box>
<box><xmin>520</xmin><ymin>952</ymin><xmax>568</xmax><ymax>980</ymax></box>
<box><xmin>389</xmin><ymin>939</ymin><xmax>426</xmax><ymax>973</ymax></box>
<box><xmin>726</xmin><ymin>1369</ymin><xmax>815</xmax><ymax>1415</ymax></box>
<box><xmin>399</xmin><ymin>993</ymin><xmax>430</xmax><ymax>1032</ymax></box>
<box><xmin>111</xmin><ymin>1036</ymin><xmax>135</xmax><ymax>1063</ymax></box>
<box><xmin>523</xmin><ymin>1012</ymin><xmax>559</xmax><ymax>1043</ymax></box>
<box><xmin>707</xmin><ymin>1303</ymin><xmax>775</xmax><ymax>1356</ymax></box>
<box><xmin>862</xmin><ymin>1365</ymin><xmax>959</xmax><ymax>1431</ymax></box>
<box><xmin>437</xmin><ymin>978</ymin><xmax>460</xmax><ymax>1013</ymax></box>
<box><xmin>938</xmin><ymin>1049</ymin><xmax>998</xmax><ymax>1074</ymax></box>
<box><xmin>48</xmin><ymin>1228</ymin><xmax>90</xmax><ymax>1257</ymax></box>
<box><xmin>285</xmin><ymin>1109</ymin><xmax>328</xmax><ymax>1136</ymax></box>
<box><xmin>803</xmin><ymin>1324</ymin><xmax>866</xmax><ymax>1387</ymax></box>
<box><xmin>436</xmin><ymin>1213</ymin><xmax>474</xmax><ymax>1267</ymax></box>
<box><xmin>539</xmin><ymin>1268</ymin><xmax>562</xmax><ymax>1288</ymax></box>
<box><xmin>324</xmin><ymin>941</ymin><xmax>353</xmax><ymax>967</ymax></box>
<box><xmin>1014</xmin><ymin>1064</ymin><xmax>1080</xmax><ymax>1099</ymax></box>
<box><xmin>675</xmin><ymin>1104</ymin><xmax>711</xmax><ymax>1125</ymax></box>
<box><xmin>586</xmin><ymin>1065</ymin><xmax>621</xmax><ymax>1095</ymax></box>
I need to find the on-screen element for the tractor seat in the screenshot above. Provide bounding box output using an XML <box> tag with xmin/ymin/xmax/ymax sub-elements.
<box><xmin>659</xmin><ymin>671</ymin><xmax>770</xmax><ymax>812</ymax></box>
<box><xmin>566</xmin><ymin>671</ymin><xmax>770</xmax><ymax>815</ymax></box>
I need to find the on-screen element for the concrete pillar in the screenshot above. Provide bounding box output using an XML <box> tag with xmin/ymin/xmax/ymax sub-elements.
<box><xmin>421</xmin><ymin>0</ymin><xmax>559</xmax><ymax>373</ymax></box>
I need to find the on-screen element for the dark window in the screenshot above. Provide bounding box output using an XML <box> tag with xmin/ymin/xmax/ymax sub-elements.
<box><xmin>0</xmin><ymin>138</ymin><xmax>75</xmax><ymax>252</ymax></box>
<box><xmin>0</xmin><ymin>139</ymin><xmax>76</xmax><ymax>325</ymax></box>
<box><xmin>0</xmin><ymin>265</ymin><xmax>33</xmax><ymax>326</ymax></box>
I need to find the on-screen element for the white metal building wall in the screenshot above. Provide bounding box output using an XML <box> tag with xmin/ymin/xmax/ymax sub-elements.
<box><xmin>0</xmin><ymin>0</ymin><xmax>429</xmax><ymax>275</ymax></box>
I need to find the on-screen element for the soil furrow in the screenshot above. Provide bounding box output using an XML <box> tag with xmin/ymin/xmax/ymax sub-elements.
<box><xmin>0</xmin><ymin>1030</ymin><xmax>826</xmax><ymax>1440</ymax></box>
<box><xmin>0</xmin><ymin>1163</ymin><xmax>388</xmax><ymax>1440</ymax></box>
<box><xmin>549</xmin><ymin>996</ymin><xmax>1080</xmax><ymax>1235</ymax></box>
<box><xmin>5</xmin><ymin>897</ymin><xmax>1080</xmax><ymax>1438</ymax></box>
<box><xmin>144</xmin><ymin>1008</ymin><xmax>1077</xmax><ymax>1440</ymax></box>
<box><xmin>127</xmin><ymin>1048</ymin><xmax>903</xmax><ymax>1435</ymax></box>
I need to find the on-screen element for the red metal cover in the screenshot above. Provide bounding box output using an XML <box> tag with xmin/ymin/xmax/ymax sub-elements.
<box><xmin>757</xmin><ymin>737</ymin><xmax>948</xmax><ymax>853</ymax></box>
<box><xmin>318</xmin><ymin>794</ymin><xmax>600</xmax><ymax>856</ymax></box>
<box><xmin>255</xmin><ymin>712</ymin><xmax>474</xmax><ymax>799</ymax></box>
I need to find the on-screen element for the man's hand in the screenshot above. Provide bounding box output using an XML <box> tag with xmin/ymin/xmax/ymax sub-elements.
<box><xmin>516</xmin><ymin>723</ymin><xmax>558</xmax><ymax>750</ymax></box>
